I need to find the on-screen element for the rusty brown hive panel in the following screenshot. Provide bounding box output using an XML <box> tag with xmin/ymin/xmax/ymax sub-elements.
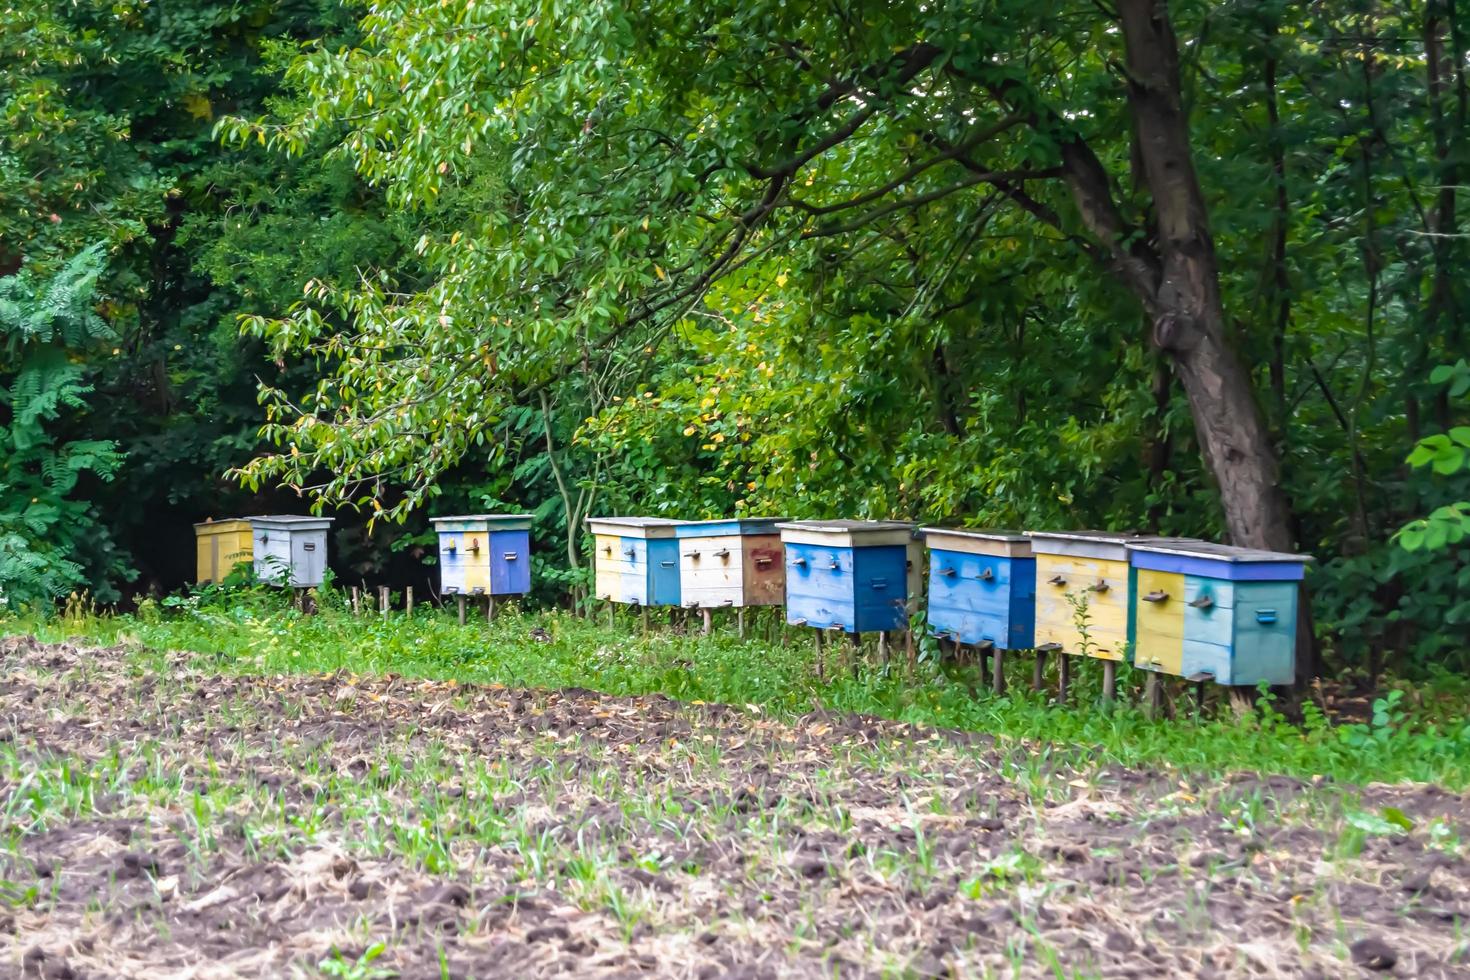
<box><xmin>741</xmin><ymin>534</ymin><xmax>785</xmax><ymax>606</ymax></box>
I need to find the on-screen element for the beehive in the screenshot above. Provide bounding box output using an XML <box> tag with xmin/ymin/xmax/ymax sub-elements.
<box><xmin>778</xmin><ymin>521</ymin><xmax>914</xmax><ymax>633</ymax></box>
<box><xmin>586</xmin><ymin>517</ymin><xmax>685</xmax><ymax>606</ymax></box>
<box><xmin>431</xmin><ymin>515</ymin><xmax>533</xmax><ymax>597</ymax></box>
<box><xmin>1026</xmin><ymin>530</ymin><xmax>1140</xmax><ymax>660</ymax></box>
<box><xmin>674</xmin><ymin>518</ymin><xmax>787</xmax><ymax>608</ymax></box>
<box><xmin>1126</xmin><ymin>540</ymin><xmax>1311</xmax><ymax>685</ymax></box>
<box><xmin>193</xmin><ymin>519</ymin><xmax>254</xmax><ymax>584</ymax></box>
<box><xmin>921</xmin><ymin>528</ymin><xmax>1035</xmax><ymax>649</ymax></box>
<box><xmin>250</xmin><ymin>516</ymin><xmax>333</xmax><ymax>588</ymax></box>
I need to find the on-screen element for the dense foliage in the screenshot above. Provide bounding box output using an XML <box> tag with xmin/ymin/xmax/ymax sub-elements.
<box><xmin>1</xmin><ymin>0</ymin><xmax>1467</xmax><ymax>679</ymax></box>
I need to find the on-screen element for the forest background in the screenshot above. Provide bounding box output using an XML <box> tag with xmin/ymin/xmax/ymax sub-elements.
<box><xmin>2</xmin><ymin>0</ymin><xmax>1468</xmax><ymax>684</ymax></box>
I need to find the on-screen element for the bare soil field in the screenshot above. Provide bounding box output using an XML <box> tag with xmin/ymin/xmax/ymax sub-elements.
<box><xmin>1</xmin><ymin>635</ymin><xmax>1467</xmax><ymax>978</ymax></box>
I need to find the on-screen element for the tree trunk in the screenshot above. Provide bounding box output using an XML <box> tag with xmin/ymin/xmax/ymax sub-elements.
<box><xmin>1425</xmin><ymin>0</ymin><xmax>1464</xmax><ymax>431</ymax></box>
<box><xmin>1115</xmin><ymin>0</ymin><xmax>1296</xmax><ymax>554</ymax></box>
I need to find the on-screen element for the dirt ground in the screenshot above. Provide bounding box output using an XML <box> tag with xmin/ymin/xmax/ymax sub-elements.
<box><xmin>1</xmin><ymin>635</ymin><xmax>1467</xmax><ymax>979</ymax></box>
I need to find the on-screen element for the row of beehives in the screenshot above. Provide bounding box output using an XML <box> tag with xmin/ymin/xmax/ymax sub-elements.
<box><xmin>587</xmin><ymin>518</ymin><xmax>1312</xmax><ymax>689</ymax></box>
<box><xmin>194</xmin><ymin>513</ymin><xmax>1311</xmax><ymax>688</ymax></box>
<box><xmin>194</xmin><ymin>514</ymin><xmax>534</xmax><ymax>595</ymax></box>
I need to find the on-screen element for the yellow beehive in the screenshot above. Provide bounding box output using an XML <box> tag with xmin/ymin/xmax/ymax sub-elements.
<box><xmin>193</xmin><ymin>519</ymin><xmax>254</xmax><ymax>584</ymax></box>
<box><xmin>1027</xmin><ymin>530</ymin><xmax>1138</xmax><ymax>661</ymax></box>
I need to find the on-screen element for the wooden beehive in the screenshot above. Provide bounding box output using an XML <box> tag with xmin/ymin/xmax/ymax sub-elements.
<box><xmin>431</xmin><ymin>515</ymin><xmax>533</xmax><ymax>597</ymax></box>
<box><xmin>778</xmin><ymin>521</ymin><xmax>914</xmax><ymax>633</ymax></box>
<box><xmin>586</xmin><ymin>517</ymin><xmax>685</xmax><ymax>607</ymax></box>
<box><xmin>920</xmin><ymin>528</ymin><xmax>1035</xmax><ymax>649</ymax></box>
<box><xmin>674</xmin><ymin>518</ymin><xmax>787</xmax><ymax>608</ymax></box>
<box><xmin>250</xmin><ymin>516</ymin><xmax>334</xmax><ymax>588</ymax></box>
<box><xmin>1126</xmin><ymin>540</ymin><xmax>1311</xmax><ymax>686</ymax></box>
<box><xmin>1025</xmin><ymin>530</ymin><xmax>1140</xmax><ymax>660</ymax></box>
<box><xmin>193</xmin><ymin>519</ymin><xmax>254</xmax><ymax>585</ymax></box>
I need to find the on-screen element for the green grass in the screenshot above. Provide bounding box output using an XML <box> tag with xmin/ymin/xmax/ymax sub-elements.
<box><xmin>7</xmin><ymin>585</ymin><xmax>1470</xmax><ymax>789</ymax></box>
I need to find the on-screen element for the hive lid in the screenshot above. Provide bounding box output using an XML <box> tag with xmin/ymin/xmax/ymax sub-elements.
<box><xmin>776</xmin><ymin>520</ymin><xmax>915</xmax><ymax>547</ymax></box>
<box><xmin>432</xmin><ymin>514</ymin><xmax>534</xmax><ymax>529</ymax></box>
<box><xmin>675</xmin><ymin>517</ymin><xmax>788</xmax><ymax>537</ymax></box>
<box><xmin>193</xmin><ymin>517</ymin><xmax>253</xmax><ymax>531</ymax></box>
<box><xmin>920</xmin><ymin>527</ymin><xmax>1028</xmax><ymax>542</ymax></box>
<box><xmin>585</xmin><ymin>516</ymin><xmax>685</xmax><ymax>538</ymax></box>
<box><xmin>1025</xmin><ymin>528</ymin><xmax>1152</xmax><ymax>561</ymax></box>
<box><xmin>1026</xmin><ymin>529</ymin><xmax>1140</xmax><ymax>544</ymax></box>
<box><xmin>249</xmin><ymin>515</ymin><xmax>335</xmax><ymax>529</ymax></box>
<box><xmin>920</xmin><ymin>526</ymin><xmax>1032</xmax><ymax>557</ymax></box>
<box><xmin>776</xmin><ymin>520</ymin><xmax>914</xmax><ymax>532</ymax></box>
<box><xmin>1127</xmin><ymin>540</ymin><xmax>1313</xmax><ymax>563</ymax></box>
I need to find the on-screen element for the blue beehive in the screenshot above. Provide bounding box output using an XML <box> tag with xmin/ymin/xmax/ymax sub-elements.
<box><xmin>777</xmin><ymin>521</ymin><xmax>914</xmax><ymax>633</ymax></box>
<box><xmin>1125</xmin><ymin>540</ymin><xmax>1312</xmax><ymax>686</ymax></box>
<box><xmin>586</xmin><ymin>517</ymin><xmax>685</xmax><ymax>607</ymax></box>
<box><xmin>920</xmin><ymin>528</ymin><xmax>1035</xmax><ymax>649</ymax></box>
<box><xmin>431</xmin><ymin>515</ymin><xmax>533</xmax><ymax>597</ymax></box>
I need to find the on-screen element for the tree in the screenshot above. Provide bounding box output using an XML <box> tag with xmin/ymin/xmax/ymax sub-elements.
<box><xmin>0</xmin><ymin>247</ymin><xmax>127</xmax><ymax>606</ymax></box>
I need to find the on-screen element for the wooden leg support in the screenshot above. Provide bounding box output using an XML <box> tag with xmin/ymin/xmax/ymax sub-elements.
<box><xmin>1102</xmin><ymin>660</ymin><xmax>1117</xmax><ymax>704</ymax></box>
<box><xmin>405</xmin><ymin>586</ymin><xmax>414</xmax><ymax>618</ymax></box>
<box><xmin>487</xmin><ymin>594</ymin><xmax>497</xmax><ymax>623</ymax></box>
<box><xmin>1033</xmin><ymin>649</ymin><xmax>1047</xmax><ymax>691</ymax></box>
<box><xmin>1057</xmin><ymin>655</ymin><xmax>1071</xmax><ymax>706</ymax></box>
<box><xmin>457</xmin><ymin>594</ymin><xmax>467</xmax><ymax>626</ymax></box>
<box><xmin>701</xmin><ymin>607</ymin><xmax>712</xmax><ymax>637</ymax></box>
<box><xmin>1145</xmin><ymin>672</ymin><xmax>1162</xmax><ymax>720</ymax></box>
<box><xmin>991</xmin><ymin>648</ymin><xmax>1006</xmax><ymax>695</ymax></box>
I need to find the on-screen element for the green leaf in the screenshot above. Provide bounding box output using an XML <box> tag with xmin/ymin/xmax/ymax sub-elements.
<box><xmin>1381</xmin><ymin>807</ymin><xmax>1415</xmax><ymax>832</ymax></box>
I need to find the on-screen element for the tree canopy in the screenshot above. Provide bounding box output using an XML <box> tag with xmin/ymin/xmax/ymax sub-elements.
<box><xmin>1</xmin><ymin>0</ymin><xmax>1467</xmax><ymax>675</ymax></box>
